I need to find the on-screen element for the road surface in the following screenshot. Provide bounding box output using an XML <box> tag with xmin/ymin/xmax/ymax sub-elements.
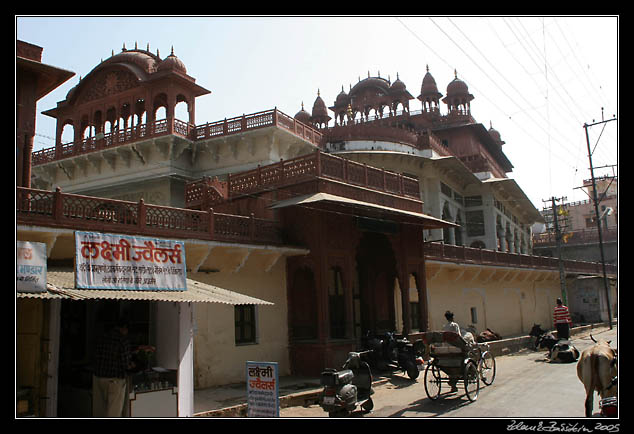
<box><xmin>280</xmin><ymin>326</ymin><xmax>617</xmax><ymax>419</ymax></box>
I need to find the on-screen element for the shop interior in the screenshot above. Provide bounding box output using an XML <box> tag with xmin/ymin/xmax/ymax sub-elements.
<box><xmin>57</xmin><ymin>299</ymin><xmax>178</xmax><ymax>417</ymax></box>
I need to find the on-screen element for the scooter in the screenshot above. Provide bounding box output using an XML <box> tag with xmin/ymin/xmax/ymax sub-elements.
<box><xmin>599</xmin><ymin>376</ymin><xmax>617</xmax><ymax>417</ymax></box>
<box><xmin>318</xmin><ymin>351</ymin><xmax>374</xmax><ymax>417</ymax></box>
<box><xmin>362</xmin><ymin>331</ymin><xmax>421</xmax><ymax>380</ymax></box>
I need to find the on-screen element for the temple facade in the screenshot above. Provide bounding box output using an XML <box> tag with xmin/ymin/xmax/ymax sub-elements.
<box><xmin>20</xmin><ymin>44</ymin><xmax>616</xmax><ymax>412</ymax></box>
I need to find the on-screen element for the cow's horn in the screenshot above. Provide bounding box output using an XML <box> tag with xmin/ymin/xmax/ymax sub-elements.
<box><xmin>590</xmin><ymin>334</ymin><xmax>597</xmax><ymax>343</ymax></box>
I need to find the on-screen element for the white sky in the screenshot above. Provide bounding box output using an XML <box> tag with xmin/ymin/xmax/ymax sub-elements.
<box><xmin>16</xmin><ymin>15</ymin><xmax>618</xmax><ymax>210</ymax></box>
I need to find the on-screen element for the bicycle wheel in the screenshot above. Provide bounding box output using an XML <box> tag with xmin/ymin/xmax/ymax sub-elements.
<box><xmin>464</xmin><ymin>361</ymin><xmax>480</xmax><ymax>402</ymax></box>
<box><xmin>424</xmin><ymin>362</ymin><xmax>442</xmax><ymax>400</ymax></box>
<box><xmin>479</xmin><ymin>351</ymin><xmax>496</xmax><ymax>385</ymax></box>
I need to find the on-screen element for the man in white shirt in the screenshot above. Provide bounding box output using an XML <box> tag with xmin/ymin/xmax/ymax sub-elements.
<box><xmin>442</xmin><ymin>311</ymin><xmax>472</xmax><ymax>392</ymax></box>
<box><xmin>443</xmin><ymin>311</ymin><xmax>475</xmax><ymax>344</ymax></box>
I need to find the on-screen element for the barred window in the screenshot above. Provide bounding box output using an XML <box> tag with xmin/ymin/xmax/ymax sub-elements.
<box><xmin>235</xmin><ymin>305</ymin><xmax>257</xmax><ymax>345</ymax></box>
<box><xmin>466</xmin><ymin>210</ymin><xmax>485</xmax><ymax>237</ymax></box>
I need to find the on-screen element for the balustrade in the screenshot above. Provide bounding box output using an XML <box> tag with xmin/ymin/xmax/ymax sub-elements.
<box><xmin>424</xmin><ymin>242</ymin><xmax>616</xmax><ymax>276</ymax></box>
<box><xmin>17</xmin><ymin>187</ymin><xmax>281</xmax><ymax>245</ymax></box>
<box><xmin>17</xmin><ymin>186</ymin><xmax>614</xmax><ymax>275</ymax></box>
<box><xmin>31</xmin><ymin>109</ymin><xmax>324</xmax><ymax>166</ymax></box>
<box><xmin>224</xmin><ymin>150</ymin><xmax>420</xmax><ymax>201</ymax></box>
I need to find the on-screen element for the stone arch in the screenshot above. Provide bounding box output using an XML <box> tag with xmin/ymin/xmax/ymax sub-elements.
<box><xmin>175</xmin><ymin>94</ymin><xmax>190</xmax><ymax>122</ymax></box>
<box><xmin>60</xmin><ymin>119</ymin><xmax>74</xmax><ymax>144</ymax></box>
<box><xmin>153</xmin><ymin>92</ymin><xmax>169</xmax><ymax>120</ymax></box>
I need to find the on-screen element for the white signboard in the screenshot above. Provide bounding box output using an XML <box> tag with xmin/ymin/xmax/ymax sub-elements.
<box><xmin>75</xmin><ymin>231</ymin><xmax>186</xmax><ymax>291</ymax></box>
<box><xmin>16</xmin><ymin>241</ymin><xmax>47</xmax><ymax>293</ymax></box>
<box><xmin>246</xmin><ymin>361</ymin><xmax>279</xmax><ymax>417</ymax></box>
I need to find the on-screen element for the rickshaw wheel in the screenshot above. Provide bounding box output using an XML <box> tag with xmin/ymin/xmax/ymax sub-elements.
<box><xmin>424</xmin><ymin>362</ymin><xmax>442</xmax><ymax>400</ymax></box>
<box><xmin>479</xmin><ymin>351</ymin><xmax>496</xmax><ymax>385</ymax></box>
<box><xmin>464</xmin><ymin>361</ymin><xmax>480</xmax><ymax>402</ymax></box>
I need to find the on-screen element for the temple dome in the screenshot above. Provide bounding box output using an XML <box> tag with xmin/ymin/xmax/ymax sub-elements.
<box><xmin>335</xmin><ymin>86</ymin><xmax>348</xmax><ymax>105</ymax></box>
<box><xmin>390</xmin><ymin>74</ymin><xmax>407</xmax><ymax>92</ymax></box>
<box><xmin>312</xmin><ymin>91</ymin><xmax>329</xmax><ymax>118</ymax></box>
<box><xmin>446</xmin><ymin>70</ymin><xmax>471</xmax><ymax>99</ymax></box>
<box><xmin>105</xmin><ymin>48</ymin><xmax>160</xmax><ymax>74</ymax></box>
<box><xmin>488</xmin><ymin>122</ymin><xmax>504</xmax><ymax>145</ymax></box>
<box><xmin>158</xmin><ymin>48</ymin><xmax>187</xmax><ymax>74</ymax></box>
<box><xmin>349</xmin><ymin>76</ymin><xmax>391</xmax><ymax>97</ymax></box>
<box><xmin>419</xmin><ymin>66</ymin><xmax>442</xmax><ymax>99</ymax></box>
<box><xmin>294</xmin><ymin>103</ymin><xmax>312</xmax><ymax>124</ymax></box>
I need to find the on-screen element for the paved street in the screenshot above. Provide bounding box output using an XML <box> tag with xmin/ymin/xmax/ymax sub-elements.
<box><xmin>280</xmin><ymin>326</ymin><xmax>617</xmax><ymax>418</ymax></box>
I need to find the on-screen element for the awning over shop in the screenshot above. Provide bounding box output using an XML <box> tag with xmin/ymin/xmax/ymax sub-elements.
<box><xmin>270</xmin><ymin>192</ymin><xmax>458</xmax><ymax>229</ymax></box>
<box><xmin>16</xmin><ymin>269</ymin><xmax>273</xmax><ymax>305</ymax></box>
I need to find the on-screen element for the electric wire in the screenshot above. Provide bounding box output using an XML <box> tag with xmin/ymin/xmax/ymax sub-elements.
<box><xmin>395</xmin><ymin>17</ymin><xmax>576</xmax><ymax>171</ymax></box>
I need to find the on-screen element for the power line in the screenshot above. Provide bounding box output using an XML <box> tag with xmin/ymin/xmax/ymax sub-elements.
<box><xmin>393</xmin><ymin>20</ymin><xmax>581</xmax><ymax>200</ymax></box>
<box><xmin>502</xmin><ymin>18</ymin><xmax>617</xmax><ymax>164</ymax></box>
<box><xmin>420</xmin><ymin>18</ymin><xmax>581</xmax><ymax>167</ymax></box>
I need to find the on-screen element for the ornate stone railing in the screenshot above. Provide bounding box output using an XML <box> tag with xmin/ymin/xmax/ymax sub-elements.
<box><xmin>425</xmin><ymin>242</ymin><xmax>617</xmax><ymax>276</ymax></box>
<box><xmin>31</xmin><ymin>109</ymin><xmax>324</xmax><ymax>166</ymax></box>
<box><xmin>16</xmin><ymin>187</ymin><xmax>281</xmax><ymax>245</ymax></box>
<box><xmin>225</xmin><ymin>150</ymin><xmax>420</xmax><ymax>200</ymax></box>
<box><xmin>533</xmin><ymin>228</ymin><xmax>618</xmax><ymax>247</ymax></box>
<box><xmin>31</xmin><ymin>119</ymin><xmax>194</xmax><ymax>165</ymax></box>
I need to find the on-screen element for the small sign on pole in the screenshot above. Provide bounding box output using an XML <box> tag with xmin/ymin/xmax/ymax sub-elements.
<box><xmin>246</xmin><ymin>361</ymin><xmax>279</xmax><ymax>417</ymax></box>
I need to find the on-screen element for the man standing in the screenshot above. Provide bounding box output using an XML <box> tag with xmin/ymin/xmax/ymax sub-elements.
<box><xmin>553</xmin><ymin>298</ymin><xmax>572</xmax><ymax>340</ymax></box>
<box><xmin>93</xmin><ymin>318</ymin><xmax>134</xmax><ymax>417</ymax></box>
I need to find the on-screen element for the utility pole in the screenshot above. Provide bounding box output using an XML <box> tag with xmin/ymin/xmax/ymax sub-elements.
<box><xmin>583</xmin><ymin>109</ymin><xmax>617</xmax><ymax>329</ymax></box>
<box><xmin>543</xmin><ymin>196</ymin><xmax>569</xmax><ymax>305</ymax></box>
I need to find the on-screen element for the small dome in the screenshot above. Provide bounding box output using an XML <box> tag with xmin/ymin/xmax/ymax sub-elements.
<box><xmin>158</xmin><ymin>47</ymin><xmax>187</xmax><ymax>74</ymax></box>
<box><xmin>294</xmin><ymin>102</ymin><xmax>311</xmax><ymax>124</ymax></box>
<box><xmin>446</xmin><ymin>70</ymin><xmax>471</xmax><ymax>98</ymax></box>
<box><xmin>419</xmin><ymin>65</ymin><xmax>442</xmax><ymax>99</ymax></box>
<box><xmin>488</xmin><ymin>122</ymin><xmax>504</xmax><ymax>145</ymax></box>
<box><xmin>335</xmin><ymin>86</ymin><xmax>348</xmax><ymax>105</ymax></box>
<box><xmin>312</xmin><ymin>90</ymin><xmax>329</xmax><ymax>118</ymax></box>
<box><xmin>390</xmin><ymin>73</ymin><xmax>407</xmax><ymax>92</ymax></box>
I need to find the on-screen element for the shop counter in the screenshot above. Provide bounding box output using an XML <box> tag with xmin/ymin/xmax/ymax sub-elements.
<box><xmin>129</xmin><ymin>368</ymin><xmax>178</xmax><ymax>417</ymax></box>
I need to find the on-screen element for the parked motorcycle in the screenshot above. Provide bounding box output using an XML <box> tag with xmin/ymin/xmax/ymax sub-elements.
<box><xmin>599</xmin><ymin>376</ymin><xmax>617</xmax><ymax>417</ymax></box>
<box><xmin>318</xmin><ymin>350</ymin><xmax>374</xmax><ymax>417</ymax></box>
<box><xmin>362</xmin><ymin>331</ymin><xmax>422</xmax><ymax>380</ymax></box>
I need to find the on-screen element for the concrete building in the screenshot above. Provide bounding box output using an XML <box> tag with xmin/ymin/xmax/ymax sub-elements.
<box><xmin>533</xmin><ymin>176</ymin><xmax>618</xmax><ymax>324</ymax></box>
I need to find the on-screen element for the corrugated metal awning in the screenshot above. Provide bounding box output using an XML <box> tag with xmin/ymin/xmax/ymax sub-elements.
<box><xmin>16</xmin><ymin>269</ymin><xmax>273</xmax><ymax>305</ymax></box>
<box><xmin>270</xmin><ymin>192</ymin><xmax>458</xmax><ymax>229</ymax></box>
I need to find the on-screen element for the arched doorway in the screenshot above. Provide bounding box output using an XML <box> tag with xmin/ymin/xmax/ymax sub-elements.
<box><xmin>355</xmin><ymin>232</ymin><xmax>398</xmax><ymax>335</ymax></box>
<box><xmin>288</xmin><ymin>266</ymin><xmax>318</xmax><ymax>340</ymax></box>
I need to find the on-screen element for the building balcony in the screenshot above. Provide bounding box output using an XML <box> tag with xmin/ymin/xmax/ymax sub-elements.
<box><xmin>16</xmin><ymin>186</ymin><xmax>282</xmax><ymax>245</ymax></box>
<box><xmin>31</xmin><ymin>109</ymin><xmax>324</xmax><ymax>166</ymax></box>
<box><xmin>185</xmin><ymin>150</ymin><xmax>423</xmax><ymax>214</ymax></box>
<box><xmin>426</xmin><ymin>242</ymin><xmax>617</xmax><ymax>277</ymax></box>
<box><xmin>17</xmin><ymin>186</ymin><xmax>616</xmax><ymax>277</ymax></box>
<box><xmin>533</xmin><ymin>227</ymin><xmax>618</xmax><ymax>247</ymax></box>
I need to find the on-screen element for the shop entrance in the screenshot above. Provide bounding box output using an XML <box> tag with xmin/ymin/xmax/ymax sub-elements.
<box><xmin>57</xmin><ymin>299</ymin><xmax>151</xmax><ymax>417</ymax></box>
<box><xmin>355</xmin><ymin>231</ymin><xmax>398</xmax><ymax>335</ymax></box>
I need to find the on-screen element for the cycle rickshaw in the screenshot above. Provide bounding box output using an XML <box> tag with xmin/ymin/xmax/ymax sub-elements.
<box><xmin>420</xmin><ymin>331</ymin><xmax>496</xmax><ymax>402</ymax></box>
